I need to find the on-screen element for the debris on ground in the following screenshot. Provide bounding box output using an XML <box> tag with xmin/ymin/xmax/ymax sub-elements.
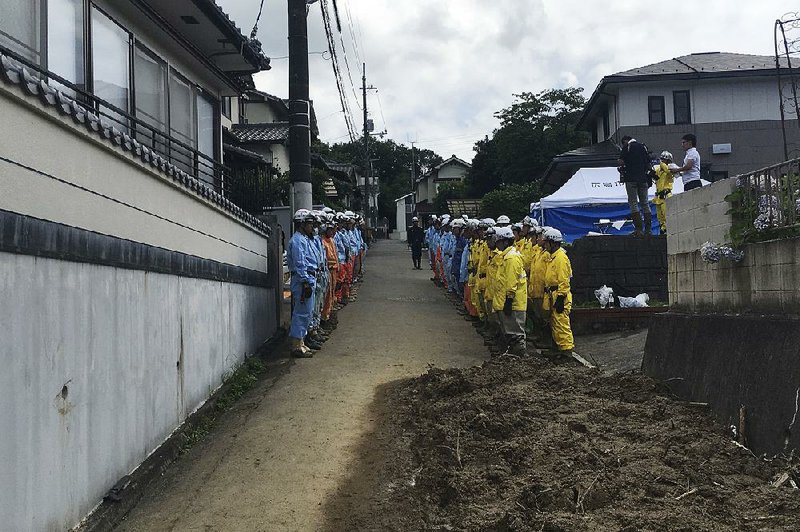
<box><xmin>335</xmin><ymin>356</ymin><xmax>800</xmax><ymax>531</ymax></box>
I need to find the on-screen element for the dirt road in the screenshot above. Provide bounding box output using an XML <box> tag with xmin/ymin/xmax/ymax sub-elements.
<box><xmin>116</xmin><ymin>240</ymin><xmax>487</xmax><ymax>531</ymax></box>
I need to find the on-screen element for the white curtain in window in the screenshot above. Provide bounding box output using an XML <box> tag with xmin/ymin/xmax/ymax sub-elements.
<box><xmin>134</xmin><ymin>44</ymin><xmax>167</xmax><ymax>131</ymax></box>
<box><xmin>169</xmin><ymin>70</ymin><xmax>195</xmax><ymax>146</ymax></box>
<box><xmin>197</xmin><ymin>94</ymin><xmax>215</xmax><ymax>161</ymax></box>
<box><xmin>91</xmin><ymin>7</ymin><xmax>129</xmax><ymax>125</ymax></box>
<box><xmin>47</xmin><ymin>0</ymin><xmax>84</xmax><ymax>90</ymax></box>
<box><xmin>0</xmin><ymin>1</ymin><xmax>41</xmax><ymax>62</ymax></box>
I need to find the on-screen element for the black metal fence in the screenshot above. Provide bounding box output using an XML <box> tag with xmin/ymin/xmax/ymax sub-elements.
<box><xmin>734</xmin><ymin>158</ymin><xmax>800</xmax><ymax>234</ymax></box>
<box><xmin>0</xmin><ymin>44</ymin><xmax>264</xmax><ymax>213</ymax></box>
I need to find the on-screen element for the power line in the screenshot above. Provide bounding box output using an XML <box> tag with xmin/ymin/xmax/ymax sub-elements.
<box><xmin>249</xmin><ymin>0</ymin><xmax>266</xmax><ymax>40</ymax></box>
<box><xmin>319</xmin><ymin>0</ymin><xmax>358</xmax><ymax>142</ymax></box>
<box><xmin>374</xmin><ymin>89</ymin><xmax>387</xmax><ymax>132</ymax></box>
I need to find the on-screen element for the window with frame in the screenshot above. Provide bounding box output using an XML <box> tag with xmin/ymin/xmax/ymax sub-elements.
<box><xmin>47</xmin><ymin>0</ymin><xmax>85</xmax><ymax>92</ymax></box>
<box><xmin>0</xmin><ymin>1</ymin><xmax>42</xmax><ymax>63</ymax></box>
<box><xmin>648</xmin><ymin>96</ymin><xmax>665</xmax><ymax>125</ymax></box>
<box><xmin>673</xmin><ymin>90</ymin><xmax>691</xmax><ymax>124</ymax></box>
<box><xmin>221</xmin><ymin>96</ymin><xmax>232</xmax><ymax>119</ymax></box>
<box><xmin>92</xmin><ymin>6</ymin><xmax>131</xmax><ymax>130</ymax></box>
<box><xmin>134</xmin><ymin>42</ymin><xmax>168</xmax><ymax>151</ymax></box>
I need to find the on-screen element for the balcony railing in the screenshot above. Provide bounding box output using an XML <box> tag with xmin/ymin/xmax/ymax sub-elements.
<box><xmin>731</xmin><ymin>157</ymin><xmax>800</xmax><ymax>242</ymax></box>
<box><xmin>0</xmin><ymin>44</ymin><xmax>237</xmax><ymax>200</ymax></box>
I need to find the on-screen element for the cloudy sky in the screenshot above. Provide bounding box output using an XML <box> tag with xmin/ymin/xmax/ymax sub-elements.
<box><xmin>217</xmin><ymin>0</ymin><xmax>795</xmax><ymax>161</ymax></box>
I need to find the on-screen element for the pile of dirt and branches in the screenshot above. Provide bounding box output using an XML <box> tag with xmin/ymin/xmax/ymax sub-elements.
<box><xmin>334</xmin><ymin>356</ymin><xmax>800</xmax><ymax>531</ymax></box>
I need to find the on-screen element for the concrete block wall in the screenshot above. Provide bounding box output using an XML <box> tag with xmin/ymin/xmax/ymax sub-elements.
<box><xmin>666</xmin><ymin>178</ymin><xmax>736</xmax><ymax>255</ymax></box>
<box><xmin>570</xmin><ymin>236</ymin><xmax>667</xmax><ymax>303</ymax></box>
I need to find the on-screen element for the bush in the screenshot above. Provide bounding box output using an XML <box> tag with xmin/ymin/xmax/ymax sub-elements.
<box><xmin>480</xmin><ymin>182</ymin><xmax>542</xmax><ymax>220</ymax></box>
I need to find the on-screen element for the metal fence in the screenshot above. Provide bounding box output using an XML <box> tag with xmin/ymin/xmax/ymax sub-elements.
<box><xmin>0</xmin><ymin>44</ymin><xmax>266</xmax><ymax>214</ymax></box>
<box><xmin>735</xmin><ymin>158</ymin><xmax>800</xmax><ymax>232</ymax></box>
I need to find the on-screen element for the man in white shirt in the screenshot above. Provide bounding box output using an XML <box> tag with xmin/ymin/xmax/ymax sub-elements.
<box><xmin>672</xmin><ymin>133</ymin><xmax>702</xmax><ymax>191</ymax></box>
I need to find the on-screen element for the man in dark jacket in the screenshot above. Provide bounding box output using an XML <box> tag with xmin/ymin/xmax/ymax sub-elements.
<box><xmin>618</xmin><ymin>136</ymin><xmax>653</xmax><ymax>236</ymax></box>
<box><xmin>408</xmin><ymin>217</ymin><xmax>425</xmax><ymax>269</ymax></box>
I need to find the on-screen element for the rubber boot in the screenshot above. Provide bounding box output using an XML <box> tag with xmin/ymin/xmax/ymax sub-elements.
<box><xmin>291</xmin><ymin>338</ymin><xmax>313</xmax><ymax>358</ymax></box>
<box><xmin>631</xmin><ymin>211</ymin><xmax>644</xmax><ymax>236</ymax></box>
<box><xmin>643</xmin><ymin>210</ymin><xmax>653</xmax><ymax>236</ymax></box>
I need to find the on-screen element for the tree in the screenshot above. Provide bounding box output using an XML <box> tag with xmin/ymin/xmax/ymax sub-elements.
<box><xmin>480</xmin><ymin>182</ymin><xmax>542</xmax><ymax>221</ymax></box>
<box><xmin>467</xmin><ymin>88</ymin><xmax>589</xmax><ymax>195</ymax></box>
<box><xmin>433</xmin><ymin>181</ymin><xmax>466</xmax><ymax>215</ymax></box>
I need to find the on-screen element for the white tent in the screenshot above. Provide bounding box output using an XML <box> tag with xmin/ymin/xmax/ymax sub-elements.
<box><xmin>531</xmin><ymin>167</ymin><xmax>706</xmax><ymax>241</ymax></box>
<box><xmin>534</xmin><ymin>167</ymin><xmax>689</xmax><ymax>210</ymax></box>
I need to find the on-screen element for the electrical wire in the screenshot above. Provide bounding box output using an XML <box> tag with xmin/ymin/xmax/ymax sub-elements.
<box><xmin>319</xmin><ymin>0</ymin><xmax>358</xmax><ymax>142</ymax></box>
<box><xmin>249</xmin><ymin>0</ymin><xmax>266</xmax><ymax>40</ymax></box>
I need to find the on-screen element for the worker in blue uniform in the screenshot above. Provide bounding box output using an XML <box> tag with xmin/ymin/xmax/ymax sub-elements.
<box><xmin>286</xmin><ymin>209</ymin><xmax>318</xmax><ymax>358</ymax></box>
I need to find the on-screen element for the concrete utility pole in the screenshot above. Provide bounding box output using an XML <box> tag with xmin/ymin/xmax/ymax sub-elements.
<box><xmin>288</xmin><ymin>0</ymin><xmax>313</xmax><ymax>212</ymax></box>
<box><xmin>361</xmin><ymin>62</ymin><xmax>370</xmax><ymax>226</ymax></box>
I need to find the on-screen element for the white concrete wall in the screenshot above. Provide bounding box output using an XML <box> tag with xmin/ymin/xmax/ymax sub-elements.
<box><xmin>617</xmin><ymin>78</ymin><xmax>783</xmax><ymax>127</ymax></box>
<box><xmin>0</xmin><ymin>252</ymin><xmax>274</xmax><ymax>531</ymax></box>
<box><xmin>246</xmin><ymin>101</ymin><xmax>280</xmax><ymax>124</ymax></box>
<box><xmin>396</xmin><ymin>200</ymin><xmax>407</xmax><ymax>237</ymax></box>
<box><xmin>0</xmin><ymin>88</ymin><xmax>268</xmax><ymax>274</ymax></box>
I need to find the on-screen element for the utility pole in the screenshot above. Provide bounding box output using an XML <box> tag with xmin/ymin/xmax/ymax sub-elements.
<box><xmin>288</xmin><ymin>0</ymin><xmax>313</xmax><ymax>213</ymax></box>
<box><xmin>361</xmin><ymin>62</ymin><xmax>370</xmax><ymax>227</ymax></box>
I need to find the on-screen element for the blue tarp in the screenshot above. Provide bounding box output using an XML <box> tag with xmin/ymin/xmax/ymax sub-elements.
<box><xmin>534</xmin><ymin>204</ymin><xmax>661</xmax><ymax>243</ymax></box>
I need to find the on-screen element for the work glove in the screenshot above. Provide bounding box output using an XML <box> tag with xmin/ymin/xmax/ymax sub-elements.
<box><xmin>503</xmin><ymin>297</ymin><xmax>514</xmax><ymax>316</ymax></box>
<box><xmin>302</xmin><ymin>282</ymin><xmax>313</xmax><ymax>302</ymax></box>
<box><xmin>554</xmin><ymin>294</ymin><xmax>566</xmax><ymax>314</ymax></box>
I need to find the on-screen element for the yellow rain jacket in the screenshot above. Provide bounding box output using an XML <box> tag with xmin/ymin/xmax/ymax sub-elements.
<box><xmin>653</xmin><ymin>162</ymin><xmax>674</xmax><ymax>205</ymax></box>
<box><xmin>528</xmin><ymin>245</ymin><xmax>549</xmax><ymax>298</ymax></box>
<box><xmin>492</xmin><ymin>246</ymin><xmax>528</xmax><ymax>312</ymax></box>
<box><xmin>542</xmin><ymin>247</ymin><xmax>572</xmax><ymax>311</ymax></box>
<box><xmin>476</xmin><ymin>241</ymin><xmax>491</xmax><ymax>293</ymax></box>
<box><xmin>467</xmin><ymin>239</ymin><xmax>480</xmax><ymax>287</ymax></box>
<box><xmin>484</xmin><ymin>249</ymin><xmax>503</xmax><ymax>303</ymax></box>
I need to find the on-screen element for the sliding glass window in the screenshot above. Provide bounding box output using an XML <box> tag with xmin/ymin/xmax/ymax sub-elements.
<box><xmin>0</xmin><ymin>1</ymin><xmax>42</xmax><ymax>64</ymax></box>
<box><xmin>47</xmin><ymin>0</ymin><xmax>85</xmax><ymax>94</ymax></box>
<box><xmin>169</xmin><ymin>68</ymin><xmax>196</xmax><ymax>174</ymax></box>
<box><xmin>91</xmin><ymin>6</ymin><xmax>130</xmax><ymax>129</ymax></box>
<box><xmin>134</xmin><ymin>42</ymin><xmax>168</xmax><ymax>152</ymax></box>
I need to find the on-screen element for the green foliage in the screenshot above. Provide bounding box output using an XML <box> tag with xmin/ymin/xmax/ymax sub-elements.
<box><xmin>480</xmin><ymin>182</ymin><xmax>542</xmax><ymax>220</ymax></box>
<box><xmin>433</xmin><ymin>182</ymin><xmax>467</xmax><ymax>214</ymax></box>
<box><xmin>467</xmin><ymin>88</ymin><xmax>589</xmax><ymax>196</ymax></box>
<box><xmin>179</xmin><ymin>356</ymin><xmax>267</xmax><ymax>454</ymax></box>
<box><xmin>725</xmin><ymin>174</ymin><xmax>800</xmax><ymax>247</ymax></box>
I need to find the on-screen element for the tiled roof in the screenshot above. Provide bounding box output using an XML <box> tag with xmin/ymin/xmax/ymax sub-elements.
<box><xmin>229</xmin><ymin>123</ymin><xmax>290</xmax><ymax>143</ymax></box>
<box><xmin>613</xmin><ymin>52</ymin><xmax>788</xmax><ymax>78</ymax></box>
<box><xmin>0</xmin><ymin>51</ymin><xmax>270</xmax><ymax>236</ymax></box>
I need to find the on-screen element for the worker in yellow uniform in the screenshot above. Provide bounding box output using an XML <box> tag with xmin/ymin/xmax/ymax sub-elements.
<box><xmin>484</xmin><ymin>229</ymin><xmax>504</xmax><ymax>351</ymax></box>
<box><xmin>527</xmin><ymin>224</ymin><xmax>549</xmax><ymax>347</ymax></box>
<box><xmin>654</xmin><ymin>150</ymin><xmax>678</xmax><ymax>234</ymax></box>
<box><xmin>492</xmin><ymin>226</ymin><xmax>528</xmax><ymax>356</ymax></box>
<box><xmin>475</xmin><ymin>221</ymin><xmax>495</xmax><ymax>330</ymax></box>
<box><xmin>541</xmin><ymin>227</ymin><xmax>574</xmax><ymax>353</ymax></box>
<box><xmin>467</xmin><ymin>221</ymin><xmax>487</xmax><ymax>320</ymax></box>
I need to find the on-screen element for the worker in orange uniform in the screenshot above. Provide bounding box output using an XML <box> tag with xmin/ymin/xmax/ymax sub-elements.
<box><xmin>541</xmin><ymin>227</ymin><xmax>574</xmax><ymax>354</ymax></box>
<box><xmin>321</xmin><ymin>214</ymin><xmax>340</xmax><ymax>331</ymax></box>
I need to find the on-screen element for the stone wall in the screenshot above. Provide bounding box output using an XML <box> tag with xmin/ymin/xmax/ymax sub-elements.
<box><xmin>569</xmin><ymin>236</ymin><xmax>668</xmax><ymax>304</ymax></box>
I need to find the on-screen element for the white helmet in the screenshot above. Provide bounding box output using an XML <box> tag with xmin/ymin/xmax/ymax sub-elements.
<box><xmin>543</xmin><ymin>227</ymin><xmax>564</xmax><ymax>243</ymax></box>
<box><xmin>483</xmin><ymin>218</ymin><xmax>496</xmax><ymax>226</ymax></box>
<box><xmin>512</xmin><ymin>222</ymin><xmax>523</xmax><ymax>230</ymax></box>
<box><xmin>430</xmin><ymin>215</ymin><xmax>438</xmax><ymax>221</ymax></box>
<box><xmin>344</xmin><ymin>210</ymin><xmax>355</xmax><ymax>218</ymax></box>
<box><xmin>494</xmin><ymin>226</ymin><xmax>514</xmax><ymax>240</ymax></box>
<box><xmin>293</xmin><ymin>208</ymin><xmax>312</xmax><ymax>222</ymax></box>
<box><xmin>461</xmin><ymin>214</ymin><xmax>469</xmax><ymax>220</ymax></box>
<box><xmin>496</xmin><ymin>215</ymin><xmax>511</xmax><ymax>225</ymax></box>
<box><xmin>660</xmin><ymin>150</ymin><xmax>673</xmax><ymax>162</ymax></box>
<box><xmin>522</xmin><ymin>216</ymin><xmax>532</xmax><ymax>226</ymax></box>
<box><xmin>412</xmin><ymin>216</ymin><xmax>419</xmax><ymax>222</ymax></box>
<box><xmin>451</xmin><ymin>218</ymin><xmax>465</xmax><ymax>228</ymax></box>
<box><xmin>322</xmin><ymin>206</ymin><xmax>335</xmax><ymax>214</ymax></box>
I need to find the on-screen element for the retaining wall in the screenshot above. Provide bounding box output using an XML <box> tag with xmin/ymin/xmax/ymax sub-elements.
<box><xmin>569</xmin><ymin>235</ymin><xmax>667</xmax><ymax>304</ymax></box>
<box><xmin>644</xmin><ymin>312</ymin><xmax>800</xmax><ymax>455</ymax></box>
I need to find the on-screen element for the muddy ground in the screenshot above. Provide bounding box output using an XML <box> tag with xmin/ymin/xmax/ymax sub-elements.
<box><xmin>324</xmin><ymin>345</ymin><xmax>800</xmax><ymax>531</ymax></box>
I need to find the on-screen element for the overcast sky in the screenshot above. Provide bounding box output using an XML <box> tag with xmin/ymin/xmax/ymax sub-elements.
<box><xmin>217</xmin><ymin>0</ymin><xmax>795</xmax><ymax>161</ymax></box>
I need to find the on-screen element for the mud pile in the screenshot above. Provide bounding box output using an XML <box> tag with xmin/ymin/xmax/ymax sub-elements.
<box><xmin>340</xmin><ymin>357</ymin><xmax>800</xmax><ymax>531</ymax></box>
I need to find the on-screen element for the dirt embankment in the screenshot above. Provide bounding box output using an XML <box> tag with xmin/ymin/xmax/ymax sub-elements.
<box><xmin>325</xmin><ymin>356</ymin><xmax>800</xmax><ymax>531</ymax></box>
